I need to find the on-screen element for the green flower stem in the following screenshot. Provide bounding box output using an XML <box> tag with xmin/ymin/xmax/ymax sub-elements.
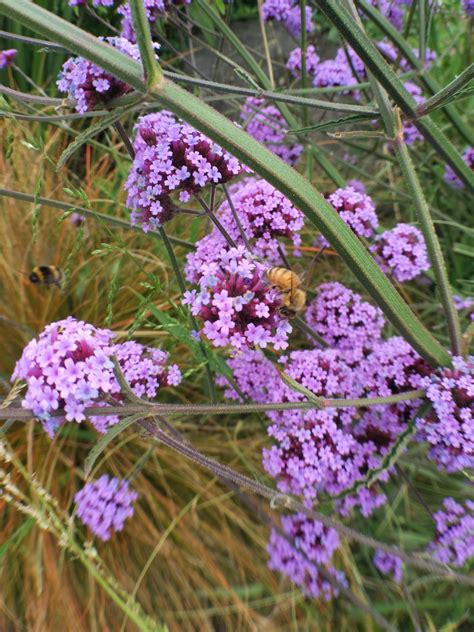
<box><xmin>0</xmin><ymin>0</ymin><xmax>452</xmax><ymax>366</ymax></box>
<box><xmin>416</xmin><ymin>64</ymin><xmax>474</xmax><ymax>117</ymax></box>
<box><xmin>343</xmin><ymin>0</ymin><xmax>462</xmax><ymax>356</ymax></box>
<box><xmin>129</xmin><ymin>0</ymin><xmax>163</xmax><ymax>89</ymax></box>
<box><xmin>392</xmin><ymin>109</ymin><xmax>463</xmax><ymax>355</ymax></box>
<box><xmin>0</xmin><ymin>187</ymin><xmax>194</xmax><ymax>249</ymax></box>
<box><xmin>356</xmin><ymin>0</ymin><xmax>474</xmax><ymax>146</ymax></box>
<box><xmin>317</xmin><ymin>0</ymin><xmax>474</xmax><ymax>189</ymax></box>
<box><xmin>0</xmin><ymin>389</ymin><xmax>427</xmax><ymax>421</ymax></box>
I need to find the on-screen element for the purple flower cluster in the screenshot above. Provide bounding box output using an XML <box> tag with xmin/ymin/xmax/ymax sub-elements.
<box><xmin>216</xmin><ymin>349</ymin><xmax>280</xmax><ymax>403</ymax></box>
<box><xmin>183</xmin><ymin>246</ymin><xmax>292</xmax><ymax>351</ymax></box>
<box><xmin>75</xmin><ymin>475</ymin><xmax>138</xmax><ymax>541</ymax></box>
<box><xmin>304</xmin><ymin>282</ymin><xmax>385</xmax><ymax>352</ymax></box>
<box><xmin>240</xmin><ymin>98</ymin><xmax>303</xmax><ymax>166</ymax></box>
<box><xmin>262</xmin><ymin>0</ymin><xmax>314</xmax><ymax>37</ymax></box>
<box><xmin>366</xmin><ymin>0</ymin><xmax>409</xmax><ymax>30</ymax></box>
<box><xmin>428</xmin><ymin>498</ymin><xmax>474</xmax><ymax>567</ymax></box>
<box><xmin>453</xmin><ymin>295</ymin><xmax>474</xmax><ymax>321</ymax></box>
<box><xmin>11</xmin><ymin>317</ymin><xmax>181</xmax><ymax>436</ymax></box>
<box><xmin>444</xmin><ymin>146</ymin><xmax>474</xmax><ymax>188</ymax></box>
<box><xmin>125</xmin><ymin>111</ymin><xmax>245</xmax><ymax>231</ymax></box>
<box><xmin>287</xmin><ymin>46</ymin><xmax>365</xmax><ymax>96</ymax></box>
<box><xmin>377</xmin><ymin>40</ymin><xmax>436</xmax><ymax>72</ymax></box>
<box><xmin>0</xmin><ymin>49</ymin><xmax>17</xmax><ymax>69</ymax></box>
<box><xmin>370</xmin><ymin>223</ymin><xmax>430</xmax><ymax>282</ymax></box>
<box><xmin>69</xmin><ymin>0</ymin><xmax>115</xmax><ymax>7</ymax></box>
<box><xmin>373</xmin><ymin>550</ymin><xmax>403</xmax><ymax>583</ymax></box>
<box><xmin>119</xmin><ymin>0</ymin><xmax>191</xmax><ymax>42</ymax></box>
<box><xmin>213</xmin><ymin>178</ymin><xmax>305</xmax><ymax>264</ymax></box>
<box><xmin>267</xmin><ymin>514</ymin><xmax>346</xmax><ymax>600</ymax></box>
<box><xmin>417</xmin><ymin>356</ymin><xmax>473</xmax><ymax>472</ymax></box>
<box><xmin>57</xmin><ymin>37</ymin><xmax>145</xmax><ymax>113</ymax></box>
<box><xmin>91</xmin><ymin>340</ymin><xmax>182</xmax><ymax>433</ymax></box>
<box><xmin>320</xmin><ymin>185</ymin><xmax>378</xmax><ymax>247</ymax></box>
<box><xmin>464</xmin><ymin>0</ymin><xmax>474</xmax><ymax>17</ymax></box>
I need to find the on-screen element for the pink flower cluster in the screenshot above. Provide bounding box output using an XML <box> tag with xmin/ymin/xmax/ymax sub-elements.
<box><xmin>183</xmin><ymin>246</ymin><xmax>292</xmax><ymax>352</ymax></box>
<box><xmin>320</xmin><ymin>185</ymin><xmax>378</xmax><ymax>247</ymax></box>
<box><xmin>12</xmin><ymin>317</ymin><xmax>181</xmax><ymax>436</ymax></box>
<box><xmin>75</xmin><ymin>475</ymin><xmax>138</xmax><ymax>541</ymax></box>
<box><xmin>370</xmin><ymin>223</ymin><xmax>430</xmax><ymax>282</ymax></box>
<box><xmin>417</xmin><ymin>356</ymin><xmax>473</xmax><ymax>472</ymax></box>
<box><xmin>240</xmin><ymin>98</ymin><xmax>303</xmax><ymax>166</ymax></box>
<box><xmin>428</xmin><ymin>497</ymin><xmax>474</xmax><ymax>567</ymax></box>
<box><xmin>267</xmin><ymin>514</ymin><xmax>346</xmax><ymax>600</ymax></box>
<box><xmin>304</xmin><ymin>281</ymin><xmax>385</xmax><ymax>352</ymax></box>
<box><xmin>0</xmin><ymin>49</ymin><xmax>17</xmax><ymax>69</ymax></box>
<box><xmin>262</xmin><ymin>0</ymin><xmax>314</xmax><ymax>37</ymax></box>
<box><xmin>125</xmin><ymin>111</ymin><xmax>245</xmax><ymax>231</ymax></box>
<box><xmin>444</xmin><ymin>146</ymin><xmax>474</xmax><ymax>189</ymax></box>
<box><xmin>119</xmin><ymin>0</ymin><xmax>191</xmax><ymax>42</ymax></box>
<box><xmin>57</xmin><ymin>37</ymin><xmax>146</xmax><ymax>113</ymax></box>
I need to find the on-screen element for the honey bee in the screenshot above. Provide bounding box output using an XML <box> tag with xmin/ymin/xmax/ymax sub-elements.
<box><xmin>265</xmin><ymin>267</ymin><xmax>307</xmax><ymax>317</ymax></box>
<box><xmin>28</xmin><ymin>266</ymin><xmax>63</xmax><ymax>287</ymax></box>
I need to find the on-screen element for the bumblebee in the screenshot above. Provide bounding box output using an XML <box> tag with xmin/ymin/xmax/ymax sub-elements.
<box><xmin>265</xmin><ymin>267</ymin><xmax>307</xmax><ymax>317</ymax></box>
<box><xmin>29</xmin><ymin>266</ymin><xmax>63</xmax><ymax>287</ymax></box>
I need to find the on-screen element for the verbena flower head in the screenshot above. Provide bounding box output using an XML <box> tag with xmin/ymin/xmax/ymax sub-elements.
<box><xmin>304</xmin><ymin>282</ymin><xmax>385</xmax><ymax>352</ymax></box>
<box><xmin>267</xmin><ymin>514</ymin><xmax>345</xmax><ymax>600</ymax></box>
<box><xmin>216</xmin><ymin>349</ymin><xmax>280</xmax><ymax>403</ymax></box>
<box><xmin>57</xmin><ymin>37</ymin><xmax>147</xmax><ymax>113</ymax></box>
<box><xmin>214</xmin><ymin>178</ymin><xmax>305</xmax><ymax>263</ymax></box>
<box><xmin>12</xmin><ymin>318</ymin><xmax>181</xmax><ymax>436</ymax></box>
<box><xmin>69</xmin><ymin>0</ymin><xmax>115</xmax><ymax>6</ymax></box>
<box><xmin>428</xmin><ymin>497</ymin><xmax>474</xmax><ymax>567</ymax></box>
<box><xmin>464</xmin><ymin>0</ymin><xmax>474</xmax><ymax>17</ymax></box>
<box><xmin>376</xmin><ymin>40</ymin><xmax>436</xmax><ymax>72</ymax></box>
<box><xmin>366</xmin><ymin>0</ymin><xmax>408</xmax><ymax>30</ymax></box>
<box><xmin>119</xmin><ymin>0</ymin><xmax>192</xmax><ymax>42</ymax></box>
<box><xmin>240</xmin><ymin>98</ymin><xmax>303</xmax><ymax>165</ymax></box>
<box><xmin>311</xmin><ymin>47</ymin><xmax>366</xmax><ymax>96</ymax></box>
<box><xmin>417</xmin><ymin>356</ymin><xmax>473</xmax><ymax>472</ymax></box>
<box><xmin>262</xmin><ymin>349</ymin><xmax>367</xmax><ymax>503</ymax></box>
<box><xmin>125</xmin><ymin>111</ymin><xmax>245</xmax><ymax>231</ymax></box>
<box><xmin>75</xmin><ymin>475</ymin><xmax>138</xmax><ymax>541</ymax></box>
<box><xmin>453</xmin><ymin>295</ymin><xmax>474</xmax><ymax>322</ymax></box>
<box><xmin>347</xmin><ymin>179</ymin><xmax>366</xmax><ymax>194</ymax></box>
<box><xmin>370</xmin><ymin>223</ymin><xmax>430</xmax><ymax>282</ymax></box>
<box><xmin>320</xmin><ymin>185</ymin><xmax>378</xmax><ymax>247</ymax></box>
<box><xmin>90</xmin><ymin>341</ymin><xmax>182</xmax><ymax>433</ymax></box>
<box><xmin>444</xmin><ymin>146</ymin><xmax>474</xmax><ymax>189</ymax></box>
<box><xmin>0</xmin><ymin>49</ymin><xmax>17</xmax><ymax>69</ymax></box>
<box><xmin>286</xmin><ymin>45</ymin><xmax>320</xmax><ymax>78</ymax></box>
<box><xmin>262</xmin><ymin>0</ymin><xmax>314</xmax><ymax>37</ymax></box>
<box><xmin>373</xmin><ymin>550</ymin><xmax>403</xmax><ymax>583</ymax></box>
<box><xmin>183</xmin><ymin>246</ymin><xmax>292</xmax><ymax>352</ymax></box>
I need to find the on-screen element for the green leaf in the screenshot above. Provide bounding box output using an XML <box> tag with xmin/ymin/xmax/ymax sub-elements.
<box><xmin>288</xmin><ymin>112</ymin><xmax>375</xmax><ymax>134</ymax></box>
<box><xmin>84</xmin><ymin>412</ymin><xmax>143</xmax><ymax>476</ymax></box>
<box><xmin>148</xmin><ymin>304</ymin><xmax>201</xmax><ymax>354</ymax></box>
<box><xmin>57</xmin><ymin>107</ymin><xmax>131</xmax><ymax>170</ymax></box>
<box><xmin>0</xmin><ymin>518</ymin><xmax>35</xmax><ymax>559</ymax></box>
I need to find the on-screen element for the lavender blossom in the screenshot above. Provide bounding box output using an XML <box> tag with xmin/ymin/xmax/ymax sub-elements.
<box><xmin>453</xmin><ymin>295</ymin><xmax>474</xmax><ymax>321</ymax></box>
<box><xmin>463</xmin><ymin>0</ymin><xmax>474</xmax><ymax>17</ymax></box>
<box><xmin>75</xmin><ymin>475</ymin><xmax>138</xmax><ymax>541</ymax></box>
<box><xmin>428</xmin><ymin>498</ymin><xmax>474</xmax><ymax>567</ymax></box>
<box><xmin>401</xmin><ymin>82</ymin><xmax>425</xmax><ymax>145</ymax></box>
<box><xmin>11</xmin><ymin>318</ymin><xmax>181</xmax><ymax>436</ymax></box>
<box><xmin>119</xmin><ymin>0</ymin><xmax>192</xmax><ymax>42</ymax></box>
<box><xmin>365</xmin><ymin>0</ymin><xmax>408</xmax><ymax>30</ymax></box>
<box><xmin>304</xmin><ymin>282</ymin><xmax>385</xmax><ymax>352</ymax></box>
<box><xmin>262</xmin><ymin>0</ymin><xmax>314</xmax><ymax>37</ymax></box>
<box><xmin>267</xmin><ymin>514</ymin><xmax>345</xmax><ymax>600</ymax></box>
<box><xmin>183</xmin><ymin>246</ymin><xmax>292</xmax><ymax>352</ymax></box>
<box><xmin>347</xmin><ymin>179</ymin><xmax>366</xmax><ymax>194</ymax></box>
<box><xmin>240</xmin><ymin>98</ymin><xmax>303</xmax><ymax>165</ymax></box>
<box><xmin>311</xmin><ymin>47</ymin><xmax>366</xmax><ymax>96</ymax></box>
<box><xmin>370</xmin><ymin>223</ymin><xmax>430</xmax><ymax>282</ymax></box>
<box><xmin>57</xmin><ymin>37</ymin><xmax>147</xmax><ymax>113</ymax></box>
<box><xmin>376</xmin><ymin>40</ymin><xmax>436</xmax><ymax>72</ymax></box>
<box><xmin>125</xmin><ymin>111</ymin><xmax>245</xmax><ymax>231</ymax></box>
<box><xmin>373</xmin><ymin>550</ymin><xmax>403</xmax><ymax>583</ymax></box>
<box><xmin>286</xmin><ymin>45</ymin><xmax>320</xmax><ymax>78</ymax></box>
<box><xmin>216</xmin><ymin>349</ymin><xmax>280</xmax><ymax>403</ymax></box>
<box><xmin>0</xmin><ymin>49</ymin><xmax>17</xmax><ymax>69</ymax></box>
<box><xmin>320</xmin><ymin>185</ymin><xmax>378</xmax><ymax>247</ymax></box>
<box><xmin>417</xmin><ymin>356</ymin><xmax>473</xmax><ymax>472</ymax></box>
<box><xmin>444</xmin><ymin>146</ymin><xmax>474</xmax><ymax>189</ymax></box>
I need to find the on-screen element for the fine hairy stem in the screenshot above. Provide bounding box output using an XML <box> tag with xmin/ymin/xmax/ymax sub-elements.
<box><xmin>0</xmin><ymin>389</ymin><xmax>427</xmax><ymax>421</ymax></box>
<box><xmin>129</xmin><ymin>0</ymin><xmax>163</xmax><ymax>88</ymax></box>
<box><xmin>0</xmin><ymin>187</ymin><xmax>194</xmax><ymax>249</ymax></box>
<box><xmin>138</xmin><ymin>418</ymin><xmax>474</xmax><ymax>587</ymax></box>
<box><xmin>416</xmin><ymin>64</ymin><xmax>474</xmax><ymax>117</ymax></box>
